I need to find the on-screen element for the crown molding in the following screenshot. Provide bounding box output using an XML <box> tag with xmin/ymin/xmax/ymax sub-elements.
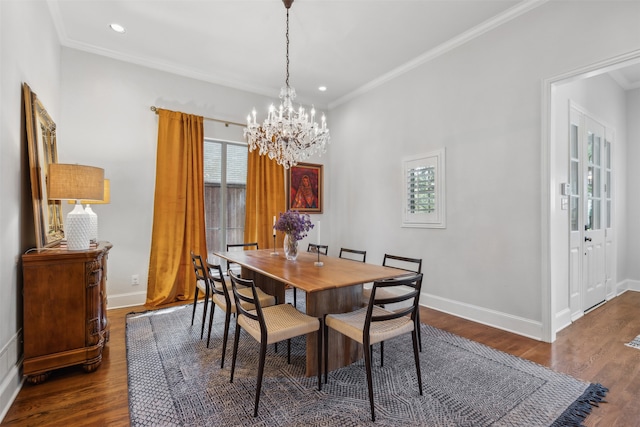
<box><xmin>328</xmin><ymin>0</ymin><xmax>549</xmax><ymax>109</ymax></box>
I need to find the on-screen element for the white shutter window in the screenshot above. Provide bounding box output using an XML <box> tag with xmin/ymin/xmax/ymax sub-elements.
<box><xmin>402</xmin><ymin>149</ymin><xmax>445</xmax><ymax>228</ymax></box>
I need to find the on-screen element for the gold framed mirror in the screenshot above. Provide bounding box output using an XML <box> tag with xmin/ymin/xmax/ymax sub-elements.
<box><xmin>23</xmin><ymin>83</ymin><xmax>64</xmax><ymax>248</ymax></box>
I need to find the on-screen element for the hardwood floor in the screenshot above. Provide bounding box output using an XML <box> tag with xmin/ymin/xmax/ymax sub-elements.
<box><xmin>3</xmin><ymin>292</ymin><xmax>640</xmax><ymax>426</ymax></box>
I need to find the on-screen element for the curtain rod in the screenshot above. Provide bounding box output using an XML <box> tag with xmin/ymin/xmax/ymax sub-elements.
<box><xmin>150</xmin><ymin>106</ymin><xmax>245</xmax><ymax>128</ymax></box>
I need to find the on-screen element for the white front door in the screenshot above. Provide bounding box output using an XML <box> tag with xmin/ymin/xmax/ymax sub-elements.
<box><xmin>569</xmin><ymin>106</ymin><xmax>611</xmax><ymax>317</ymax></box>
<box><xmin>582</xmin><ymin>116</ymin><xmax>606</xmax><ymax>311</ymax></box>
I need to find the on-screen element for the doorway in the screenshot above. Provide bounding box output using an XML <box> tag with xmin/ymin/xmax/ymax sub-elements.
<box><xmin>543</xmin><ymin>49</ymin><xmax>640</xmax><ymax>343</ymax></box>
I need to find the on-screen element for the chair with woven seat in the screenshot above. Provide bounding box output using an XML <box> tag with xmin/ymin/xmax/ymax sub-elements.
<box><xmin>324</xmin><ymin>273</ymin><xmax>424</xmax><ymax>422</ymax></box>
<box><xmin>291</xmin><ymin>243</ymin><xmax>329</xmax><ymax>307</ymax></box>
<box><xmin>226</xmin><ymin>242</ymin><xmax>259</xmax><ymax>276</ymax></box>
<box><xmin>190</xmin><ymin>252</ymin><xmax>211</xmax><ymax>340</ymax></box>
<box><xmin>363</xmin><ymin>253</ymin><xmax>423</xmax><ymax>352</ymax></box>
<box><xmin>229</xmin><ymin>270</ymin><xmax>322</xmax><ymax>417</ymax></box>
<box><xmin>205</xmin><ymin>261</ymin><xmax>276</xmax><ymax>368</ymax></box>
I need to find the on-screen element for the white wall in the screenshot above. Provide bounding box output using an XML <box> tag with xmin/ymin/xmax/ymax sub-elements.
<box><xmin>0</xmin><ymin>0</ymin><xmax>61</xmax><ymax>419</ymax></box>
<box><xmin>627</xmin><ymin>88</ymin><xmax>640</xmax><ymax>284</ymax></box>
<box><xmin>325</xmin><ymin>0</ymin><xmax>640</xmax><ymax>340</ymax></box>
<box><xmin>58</xmin><ymin>48</ymin><xmax>288</xmax><ymax>307</ymax></box>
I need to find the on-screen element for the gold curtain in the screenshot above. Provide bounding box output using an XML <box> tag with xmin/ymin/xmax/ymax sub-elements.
<box><xmin>244</xmin><ymin>150</ymin><xmax>286</xmax><ymax>250</ymax></box>
<box><xmin>146</xmin><ymin>109</ymin><xmax>206</xmax><ymax>307</ymax></box>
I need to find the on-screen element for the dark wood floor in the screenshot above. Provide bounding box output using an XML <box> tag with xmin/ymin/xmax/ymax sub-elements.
<box><xmin>3</xmin><ymin>291</ymin><xmax>640</xmax><ymax>426</ymax></box>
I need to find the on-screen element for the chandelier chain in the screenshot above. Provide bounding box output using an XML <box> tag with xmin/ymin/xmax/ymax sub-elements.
<box><xmin>285</xmin><ymin>8</ymin><xmax>290</xmax><ymax>89</ymax></box>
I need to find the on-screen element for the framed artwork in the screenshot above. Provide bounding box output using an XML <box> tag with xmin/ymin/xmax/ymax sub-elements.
<box><xmin>287</xmin><ymin>162</ymin><xmax>323</xmax><ymax>213</ymax></box>
<box><xmin>23</xmin><ymin>83</ymin><xmax>64</xmax><ymax>248</ymax></box>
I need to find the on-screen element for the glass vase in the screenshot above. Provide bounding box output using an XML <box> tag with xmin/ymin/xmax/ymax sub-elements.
<box><xmin>284</xmin><ymin>233</ymin><xmax>298</xmax><ymax>261</ymax></box>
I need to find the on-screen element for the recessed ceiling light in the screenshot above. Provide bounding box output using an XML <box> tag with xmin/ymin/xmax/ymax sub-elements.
<box><xmin>109</xmin><ymin>23</ymin><xmax>126</xmax><ymax>33</ymax></box>
<box><xmin>318</xmin><ymin>86</ymin><xmax>327</xmax><ymax>92</ymax></box>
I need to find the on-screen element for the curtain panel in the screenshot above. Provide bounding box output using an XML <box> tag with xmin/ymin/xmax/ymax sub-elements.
<box><xmin>244</xmin><ymin>150</ymin><xmax>286</xmax><ymax>250</ymax></box>
<box><xmin>146</xmin><ymin>109</ymin><xmax>206</xmax><ymax>306</ymax></box>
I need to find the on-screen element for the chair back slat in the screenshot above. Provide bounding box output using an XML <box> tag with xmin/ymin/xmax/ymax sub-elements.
<box><xmin>308</xmin><ymin>243</ymin><xmax>329</xmax><ymax>255</ymax></box>
<box><xmin>382</xmin><ymin>254</ymin><xmax>422</xmax><ymax>273</ymax></box>
<box><xmin>228</xmin><ymin>270</ymin><xmax>262</xmax><ymax>324</ymax></box>
<box><xmin>206</xmin><ymin>261</ymin><xmax>230</xmax><ymax>303</ymax></box>
<box><xmin>190</xmin><ymin>252</ymin><xmax>207</xmax><ymax>281</ymax></box>
<box><xmin>365</xmin><ymin>274</ymin><xmax>423</xmax><ymax>329</ymax></box>
<box><xmin>339</xmin><ymin>247</ymin><xmax>367</xmax><ymax>263</ymax></box>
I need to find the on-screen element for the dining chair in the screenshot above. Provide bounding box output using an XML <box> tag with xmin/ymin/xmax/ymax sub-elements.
<box><xmin>226</xmin><ymin>242</ymin><xmax>259</xmax><ymax>276</ymax></box>
<box><xmin>291</xmin><ymin>243</ymin><xmax>330</xmax><ymax>307</ymax></box>
<box><xmin>324</xmin><ymin>273</ymin><xmax>424</xmax><ymax>422</ymax></box>
<box><xmin>205</xmin><ymin>261</ymin><xmax>276</xmax><ymax>368</ymax></box>
<box><xmin>190</xmin><ymin>252</ymin><xmax>210</xmax><ymax>340</ymax></box>
<box><xmin>228</xmin><ymin>270</ymin><xmax>322</xmax><ymax>417</ymax></box>
<box><xmin>338</xmin><ymin>247</ymin><xmax>367</xmax><ymax>263</ymax></box>
<box><xmin>363</xmin><ymin>253</ymin><xmax>424</xmax><ymax>352</ymax></box>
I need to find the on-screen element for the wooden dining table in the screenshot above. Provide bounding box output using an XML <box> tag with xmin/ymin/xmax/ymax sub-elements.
<box><xmin>213</xmin><ymin>248</ymin><xmax>406</xmax><ymax>376</ymax></box>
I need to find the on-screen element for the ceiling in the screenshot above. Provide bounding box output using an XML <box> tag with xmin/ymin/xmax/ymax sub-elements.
<box><xmin>48</xmin><ymin>0</ymin><xmax>640</xmax><ymax>110</ymax></box>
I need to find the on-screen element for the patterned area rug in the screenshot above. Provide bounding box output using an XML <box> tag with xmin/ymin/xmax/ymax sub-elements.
<box><xmin>126</xmin><ymin>296</ymin><xmax>607</xmax><ymax>426</ymax></box>
<box><xmin>625</xmin><ymin>334</ymin><xmax>640</xmax><ymax>349</ymax></box>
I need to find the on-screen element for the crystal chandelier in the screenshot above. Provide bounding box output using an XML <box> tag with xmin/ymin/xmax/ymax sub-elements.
<box><xmin>244</xmin><ymin>0</ymin><xmax>330</xmax><ymax>169</ymax></box>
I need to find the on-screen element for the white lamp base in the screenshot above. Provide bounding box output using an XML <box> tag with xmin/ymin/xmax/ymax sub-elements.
<box><xmin>66</xmin><ymin>203</ymin><xmax>91</xmax><ymax>250</ymax></box>
<box><xmin>85</xmin><ymin>204</ymin><xmax>98</xmax><ymax>242</ymax></box>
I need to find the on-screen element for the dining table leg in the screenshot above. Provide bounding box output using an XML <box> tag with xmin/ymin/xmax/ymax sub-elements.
<box><xmin>305</xmin><ymin>284</ymin><xmax>364</xmax><ymax>377</ymax></box>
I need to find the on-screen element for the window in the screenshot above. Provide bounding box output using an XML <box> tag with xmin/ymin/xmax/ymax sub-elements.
<box><xmin>204</xmin><ymin>138</ymin><xmax>248</xmax><ymax>254</ymax></box>
<box><xmin>402</xmin><ymin>149</ymin><xmax>446</xmax><ymax>228</ymax></box>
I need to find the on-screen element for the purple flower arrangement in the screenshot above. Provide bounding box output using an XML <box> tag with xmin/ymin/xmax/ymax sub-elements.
<box><xmin>274</xmin><ymin>210</ymin><xmax>314</xmax><ymax>241</ymax></box>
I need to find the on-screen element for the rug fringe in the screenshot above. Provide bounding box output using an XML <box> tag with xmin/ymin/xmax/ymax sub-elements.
<box><xmin>551</xmin><ymin>383</ymin><xmax>608</xmax><ymax>427</ymax></box>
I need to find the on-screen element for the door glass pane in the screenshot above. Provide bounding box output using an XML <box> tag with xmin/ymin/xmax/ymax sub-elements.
<box><xmin>586</xmin><ymin>199</ymin><xmax>593</xmax><ymax>231</ymax></box>
<box><xmin>587</xmin><ymin>167</ymin><xmax>593</xmax><ymax>197</ymax></box>
<box><xmin>587</xmin><ymin>132</ymin><xmax>594</xmax><ymax>162</ymax></box>
<box><xmin>570</xmin><ymin>197</ymin><xmax>579</xmax><ymax>231</ymax></box>
<box><xmin>204</xmin><ymin>139</ymin><xmax>248</xmax><ymax>254</ymax></box>
<box><xmin>606</xmin><ymin>140</ymin><xmax>611</xmax><ymax>168</ymax></box>
<box><xmin>570</xmin><ymin>124</ymin><xmax>579</xmax><ymax>159</ymax></box>
<box><xmin>205</xmin><ymin>141</ymin><xmax>222</xmax><ymax>252</ymax></box>
<box><xmin>226</xmin><ymin>144</ymin><xmax>248</xmax><ymax>246</ymax></box>
<box><xmin>607</xmin><ymin>200</ymin><xmax>611</xmax><ymax>228</ymax></box>
<box><xmin>593</xmin><ymin>199</ymin><xmax>601</xmax><ymax>230</ymax></box>
<box><xmin>594</xmin><ymin>136</ymin><xmax>601</xmax><ymax>165</ymax></box>
<box><xmin>593</xmin><ymin>166</ymin><xmax>600</xmax><ymax>198</ymax></box>
<box><xmin>570</xmin><ymin>161</ymin><xmax>579</xmax><ymax>195</ymax></box>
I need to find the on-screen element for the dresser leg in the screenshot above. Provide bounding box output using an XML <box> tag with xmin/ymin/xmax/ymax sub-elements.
<box><xmin>26</xmin><ymin>371</ymin><xmax>51</xmax><ymax>385</ymax></box>
<box><xmin>82</xmin><ymin>356</ymin><xmax>103</xmax><ymax>373</ymax></box>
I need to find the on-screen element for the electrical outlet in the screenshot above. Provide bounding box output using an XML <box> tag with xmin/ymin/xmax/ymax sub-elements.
<box><xmin>132</xmin><ymin>274</ymin><xmax>140</xmax><ymax>285</ymax></box>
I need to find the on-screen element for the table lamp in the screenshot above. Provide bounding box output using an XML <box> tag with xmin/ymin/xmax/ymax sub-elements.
<box><xmin>69</xmin><ymin>179</ymin><xmax>110</xmax><ymax>242</ymax></box>
<box><xmin>48</xmin><ymin>164</ymin><xmax>104</xmax><ymax>250</ymax></box>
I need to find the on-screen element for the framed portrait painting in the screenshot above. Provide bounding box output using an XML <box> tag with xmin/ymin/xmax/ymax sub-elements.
<box><xmin>287</xmin><ymin>163</ymin><xmax>323</xmax><ymax>213</ymax></box>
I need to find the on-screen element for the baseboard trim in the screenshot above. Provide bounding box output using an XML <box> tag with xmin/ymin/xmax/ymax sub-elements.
<box><xmin>0</xmin><ymin>331</ymin><xmax>23</xmax><ymax>423</ymax></box>
<box><xmin>620</xmin><ymin>279</ymin><xmax>640</xmax><ymax>293</ymax></box>
<box><xmin>422</xmin><ymin>292</ymin><xmax>544</xmax><ymax>341</ymax></box>
<box><xmin>107</xmin><ymin>291</ymin><xmax>147</xmax><ymax>309</ymax></box>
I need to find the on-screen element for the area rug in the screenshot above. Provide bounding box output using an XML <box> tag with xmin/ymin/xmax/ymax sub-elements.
<box><xmin>625</xmin><ymin>334</ymin><xmax>640</xmax><ymax>349</ymax></box>
<box><xmin>126</xmin><ymin>297</ymin><xmax>607</xmax><ymax>426</ymax></box>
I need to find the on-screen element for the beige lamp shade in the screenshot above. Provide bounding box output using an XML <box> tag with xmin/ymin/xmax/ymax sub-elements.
<box><xmin>68</xmin><ymin>179</ymin><xmax>111</xmax><ymax>205</ymax></box>
<box><xmin>48</xmin><ymin>164</ymin><xmax>104</xmax><ymax>201</ymax></box>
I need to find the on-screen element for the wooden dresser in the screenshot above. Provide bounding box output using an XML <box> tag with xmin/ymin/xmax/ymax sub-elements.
<box><xmin>21</xmin><ymin>241</ymin><xmax>112</xmax><ymax>384</ymax></box>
